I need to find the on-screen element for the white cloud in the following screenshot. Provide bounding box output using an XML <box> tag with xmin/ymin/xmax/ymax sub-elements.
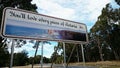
<box><xmin>32</xmin><ymin>0</ymin><xmax>75</xmax><ymax>19</ymax></box>
<box><xmin>32</xmin><ymin>0</ymin><xmax>111</xmax><ymax>30</ymax></box>
<box><xmin>72</xmin><ymin>0</ymin><xmax>110</xmax><ymax>23</ymax></box>
<box><xmin>8</xmin><ymin>42</ymin><xmax>35</xmax><ymax>53</ymax></box>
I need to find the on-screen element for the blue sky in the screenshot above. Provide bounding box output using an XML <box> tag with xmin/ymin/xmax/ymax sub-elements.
<box><xmin>9</xmin><ymin>0</ymin><xmax>119</xmax><ymax>58</ymax></box>
<box><xmin>8</xmin><ymin>40</ymin><xmax>58</xmax><ymax>58</ymax></box>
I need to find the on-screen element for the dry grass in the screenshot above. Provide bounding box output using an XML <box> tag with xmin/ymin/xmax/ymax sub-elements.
<box><xmin>95</xmin><ymin>61</ymin><xmax>120</xmax><ymax>68</ymax></box>
<box><xmin>3</xmin><ymin>61</ymin><xmax>120</xmax><ymax>68</ymax></box>
<box><xmin>3</xmin><ymin>64</ymin><xmax>51</xmax><ymax>68</ymax></box>
<box><xmin>69</xmin><ymin>61</ymin><xmax>120</xmax><ymax>68</ymax></box>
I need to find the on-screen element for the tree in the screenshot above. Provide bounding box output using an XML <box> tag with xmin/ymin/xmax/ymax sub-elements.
<box><xmin>0</xmin><ymin>41</ymin><xmax>10</xmax><ymax>67</ymax></box>
<box><xmin>51</xmin><ymin>42</ymin><xmax>82</xmax><ymax>64</ymax></box>
<box><xmin>43</xmin><ymin>57</ymin><xmax>50</xmax><ymax>63</ymax></box>
<box><xmin>31</xmin><ymin>41</ymin><xmax>51</xmax><ymax>68</ymax></box>
<box><xmin>0</xmin><ymin>0</ymin><xmax>37</xmax><ymax>67</ymax></box>
<box><xmin>90</xmin><ymin>3</ymin><xmax>120</xmax><ymax>61</ymax></box>
<box><xmin>115</xmin><ymin>0</ymin><xmax>120</xmax><ymax>5</ymax></box>
<box><xmin>51</xmin><ymin>45</ymin><xmax>61</xmax><ymax>68</ymax></box>
<box><xmin>13</xmin><ymin>50</ymin><xmax>29</xmax><ymax>66</ymax></box>
<box><xmin>0</xmin><ymin>0</ymin><xmax>37</xmax><ymax>46</ymax></box>
<box><xmin>0</xmin><ymin>0</ymin><xmax>37</xmax><ymax>43</ymax></box>
<box><xmin>0</xmin><ymin>0</ymin><xmax>37</xmax><ymax>26</ymax></box>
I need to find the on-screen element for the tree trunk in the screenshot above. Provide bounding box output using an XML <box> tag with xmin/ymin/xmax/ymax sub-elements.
<box><xmin>113</xmin><ymin>51</ymin><xmax>119</xmax><ymax>60</ymax></box>
<box><xmin>109</xmin><ymin>45</ymin><xmax>119</xmax><ymax>60</ymax></box>
<box><xmin>76</xmin><ymin>46</ymin><xmax>79</xmax><ymax>62</ymax></box>
<box><xmin>112</xmin><ymin>48</ymin><xmax>119</xmax><ymax>60</ymax></box>
<box><xmin>97</xmin><ymin>38</ymin><xmax>104</xmax><ymax>61</ymax></box>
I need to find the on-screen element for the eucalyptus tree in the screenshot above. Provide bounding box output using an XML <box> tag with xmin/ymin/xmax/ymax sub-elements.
<box><xmin>0</xmin><ymin>0</ymin><xmax>37</xmax><ymax>67</ymax></box>
<box><xmin>0</xmin><ymin>38</ymin><xmax>10</xmax><ymax>67</ymax></box>
<box><xmin>13</xmin><ymin>50</ymin><xmax>29</xmax><ymax>66</ymax></box>
<box><xmin>0</xmin><ymin>0</ymin><xmax>37</xmax><ymax>48</ymax></box>
<box><xmin>90</xmin><ymin>2</ymin><xmax>120</xmax><ymax>61</ymax></box>
<box><xmin>32</xmin><ymin>41</ymin><xmax>51</xmax><ymax>68</ymax></box>
<box><xmin>115</xmin><ymin>0</ymin><xmax>120</xmax><ymax>5</ymax></box>
<box><xmin>51</xmin><ymin>42</ymin><xmax>81</xmax><ymax>63</ymax></box>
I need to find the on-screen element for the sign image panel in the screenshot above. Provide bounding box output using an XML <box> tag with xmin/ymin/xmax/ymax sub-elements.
<box><xmin>1</xmin><ymin>7</ymin><xmax>88</xmax><ymax>43</ymax></box>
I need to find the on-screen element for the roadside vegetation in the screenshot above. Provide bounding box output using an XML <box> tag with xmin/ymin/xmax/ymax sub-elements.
<box><xmin>68</xmin><ymin>61</ymin><xmax>120</xmax><ymax>68</ymax></box>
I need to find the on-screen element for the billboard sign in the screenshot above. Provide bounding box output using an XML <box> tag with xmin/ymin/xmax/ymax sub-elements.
<box><xmin>1</xmin><ymin>7</ymin><xmax>88</xmax><ymax>43</ymax></box>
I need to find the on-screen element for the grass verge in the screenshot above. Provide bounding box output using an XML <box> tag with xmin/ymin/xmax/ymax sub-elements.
<box><xmin>69</xmin><ymin>61</ymin><xmax>120</xmax><ymax>68</ymax></box>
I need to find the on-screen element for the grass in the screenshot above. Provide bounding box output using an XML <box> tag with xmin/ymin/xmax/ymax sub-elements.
<box><xmin>3</xmin><ymin>61</ymin><xmax>120</xmax><ymax>68</ymax></box>
<box><xmin>69</xmin><ymin>61</ymin><xmax>120</xmax><ymax>68</ymax></box>
<box><xmin>95</xmin><ymin>61</ymin><xmax>120</xmax><ymax>68</ymax></box>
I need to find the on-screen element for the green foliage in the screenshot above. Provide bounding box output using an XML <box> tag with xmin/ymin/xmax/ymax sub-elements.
<box><xmin>51</xmin><ymin>49</ymin><xmax>59</xmax><ymax>63</ymax></box>
<box><xmin>51</xmin><ymin>42</ymin><xmax>83</xmax><ymax>63</ymax></box>
<box><xmin>43</xmin><ymin>57</ymin><xmax>51</xmax><ymax>63</ymax></box>
<box><xmin>64</xmin><ymin>43</ymin><xmax>77</xmax><ymax>62</ymax></box>
<box><xmin>0</xmin><ymin>39</ymin><xmax>10</xmax><ymax>67</ymax></box>
<box><xmin>0</xmin><ymin>45</ymin><xmax>10</xmax><ymax>67</ymax></box>
<box><xmin>90</xmin><ymin>3</ymin><xmax>120</xmax><ymax>61</ymax></box>
<box><xmin>0</xmin><ymin>0</ymin><xmax>37</xmax><ymax>26</ymax></box>
<box><xmin>115</xmin><ymin>0</ymin><xmax>120</xmax><ymax>5</ymax></box>
<box><xmin>29</xmin><ymin>55</ymin><xmax>50</xmax><ymax>64</ymax></box>
<box><xmin>34</xmin><ymin>55</ymin><xmax>41</xmax><ymax>64</ymax></box>
<box><xmin>0</xmin><ymin>0</ymin><xmax>37</xmax><ymax>67</ymax></box>
<box><xmin>13</xmin><ymin>50</ymin><xmax>29</xmax><ymax>66</ymax></box>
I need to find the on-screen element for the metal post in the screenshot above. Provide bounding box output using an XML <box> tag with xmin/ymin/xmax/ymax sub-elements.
<box><xmin>32</xmin><ymin>41</ymin><xmax>40</xmax><ymax>68</ymax></box>
<box><xmin>10</xmin><ymin>39</ymin><xmax>15</xmax><ymax>68</ymax></box>
<box><xmin>81</xmin><ymin>44</ymin><xmax>85</xmax><ymax>66</ymax></box>
<box><xmin>66</xmin><ymin>45</ymin><xmax>76</xmax><ymax>67</ymax></box>
<box><xmin>63</xmin><ymin>42</ymin><xmax>66</xmax><ymax>68</ymax></box>
<box><xmin>41</xmin><ymin>41</ymin><xmax>44</xmax><ymax>68</ymax></box>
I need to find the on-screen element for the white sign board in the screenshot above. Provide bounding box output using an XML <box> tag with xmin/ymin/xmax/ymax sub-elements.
<box><xmin>1</xmin><ymin>7</ymin><xmax>88</xmax><ymax>43</ymax></box>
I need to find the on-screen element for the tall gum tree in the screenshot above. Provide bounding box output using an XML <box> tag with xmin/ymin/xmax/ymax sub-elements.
<box><xmin>90</xmin><ymin>2</ymin><xmax>120</xmax><ymax>61</ymax></box>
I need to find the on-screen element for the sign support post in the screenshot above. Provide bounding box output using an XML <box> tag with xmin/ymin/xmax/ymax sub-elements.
<box><xmin>81</xmin><ymin>44</ymin><xmax>85</xmax><ymax>67</ymax></box>
<box><xmin>63</xmin><ymin>42</ymin><xmax>66</xmax><ymax>68</ymax></box>
<box><xmin>41</xmin><ymin>41</ymin><xmax>44</xmax><ymax>68</ymax></box>
<box><xmin>32</xmin><ymin>41</ymin><xmax>40</xmax><ymax>68</ymax></box>
<box><xmin>10</xmin><ymin>39</ymin><xmax>15</xmax><ymax>68</ymax></box>
<box><xmin>66</xmin><ymin>45</ymin><xmax>76</xmax><ymax>67</ymax></box>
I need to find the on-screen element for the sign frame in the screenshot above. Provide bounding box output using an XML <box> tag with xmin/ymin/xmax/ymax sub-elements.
<box><xmin>1</xmin><ymin>7</ymin><xmax>88</xmax><ymax>44</ymax></box>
